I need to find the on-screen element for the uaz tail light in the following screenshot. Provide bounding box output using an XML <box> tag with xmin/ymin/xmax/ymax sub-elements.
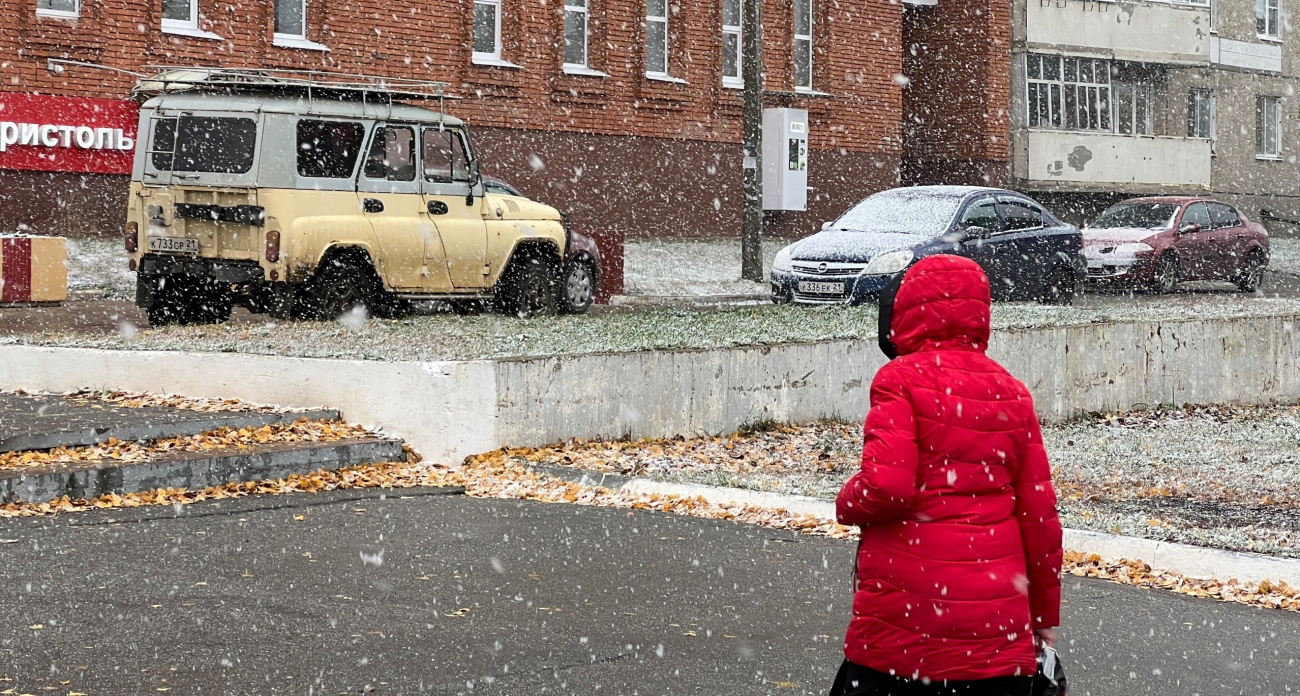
<box><xmin>124</xmin><ymin>221</ymin><xmax>138</xmax><ymax>253</ymax></box>
<box><xmin>265</xmin><ymin>229</ymin><xmax>281</xmax><ymax>263</ymax></box>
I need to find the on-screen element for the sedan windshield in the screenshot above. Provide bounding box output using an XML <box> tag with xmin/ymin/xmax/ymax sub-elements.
<box><xmin>1090</xmin><ymin>203</ymin><xmax>1179</xmax><ymax>230</ymax></box>
<box><xmin>832</xmin><ymin>192</ymin><xmax>964</xmax><ymax>236</ymax></box>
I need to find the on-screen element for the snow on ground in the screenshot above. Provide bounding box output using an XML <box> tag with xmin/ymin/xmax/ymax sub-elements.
<box><xmin>1270</xmin><ymin>237</ymin><xmax>1300</xmax><ymax>276</ymax></box>
<box><xmin>9</xmin><ymin>293</ymin><xmax>1300</xmax><ymax>360</ymax></box>
<box><xmin>623</xmin><ymin>237</ymin><xmax>789</xmax><ymax>296</ymax></box>
<box><xmin>66</xmin><ymin>236</ymin><xmax>135</xmax><ymax>300</ymax></box>
<box><xmin>506</xmin><ymin>405</ymin><xmax>1300</xmax><ymax>559</ymax></box>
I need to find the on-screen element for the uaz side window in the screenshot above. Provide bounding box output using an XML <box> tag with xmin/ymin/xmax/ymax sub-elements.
<box><xmin>297</xmin><ymin>120</ymin><xmax>365</xmax><ymax>178</ymax></box>
<box><xmin>151</xmin><ymin>116</ymin><xmax>257</xmax><ymax>173</ymax></box>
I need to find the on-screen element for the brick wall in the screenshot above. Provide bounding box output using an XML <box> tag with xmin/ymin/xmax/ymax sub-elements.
<box><xmin>900</xmin><ymin>0</ymin><xmax>1011</xmax><ymax>187</ymax></box>
<box><xmin>1</xmin><ymin>0</ymin><xmax>914</xmax><ymax>238</ymax></box>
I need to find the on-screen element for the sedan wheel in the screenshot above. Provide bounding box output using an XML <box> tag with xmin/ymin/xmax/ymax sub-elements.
<box><xmin>1235</xmin><ymin>252</ymin><xmax>1267</xmax><ymax>293</ymax></box>
<box><xmin>1149</xmin><ymin>253</ymin><xmax>1179</xmax><ymax>294</ymax></box>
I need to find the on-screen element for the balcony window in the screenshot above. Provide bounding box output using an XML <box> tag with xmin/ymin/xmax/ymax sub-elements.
<box><xmin>36</xmin><ymin>0</ymin><xmax>79</xmax><ymax>18</ymax></box>
<box><xmin>1114</xmin><ymin>82</ymin><xmax>1152</xmax><ymax>136</ymax></box>
<box><xmin>722</xmin><ymin>0</ymin><xmax>742</xmax><ymax>88</ymax></box>
<box><xmin>646</xmin><ymin>0</ymin><xmax>669</xmax><ymax>76</ymax></box>
<box><xmin>1188</xmin><ymin>89</ymin><xmax>1215</xmax><ymax>140</ymax></box>
<box><xmin>1026</xmin><ymin>54</ymin><xmax>1111</xmax><ymax>132</ymax></box>
<box><xmin>473</xmin><ymin>0</ymin><xmax>502</xmax><ymax>61</ymax></box>
<box><xmin>1257</xmin><ymin>0</ymin><xmax>1280</xmax><ymax>39</ymax></box>
<box><xmin>1256</xmin><ymin>95</ymin><xmax>1282</xmax><ymax>159</ymax></box>
<box><xmin>563</xmin><ymin>0</ymin><xmax>588</xmax><ymax>68</ymax></box>
<box><xmin>793</xmin><ymin>0</ymin><xmax>813</xmax><ymax>90</ymax></box>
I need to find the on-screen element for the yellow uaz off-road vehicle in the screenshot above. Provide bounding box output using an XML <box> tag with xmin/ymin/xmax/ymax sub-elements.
<box><xmin>125</xmin><ymin>69</ymin><xmax>582</xmax><ymax>324</ymax></box>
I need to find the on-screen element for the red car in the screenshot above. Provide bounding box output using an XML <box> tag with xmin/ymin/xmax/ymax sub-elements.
<box><xmin>1082</xmin><ymin>197</ymin><xmax>1270</xmax><ymax>293</ymax></box>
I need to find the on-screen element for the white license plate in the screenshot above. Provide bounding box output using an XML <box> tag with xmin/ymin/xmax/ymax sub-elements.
<box><xmin>798</xmin><ymin>281</ymin><xmax>845</xmax><ymax>294</ymax></box>
<box><xmin>147</xmin><ymin>236</ymin><xmax>200</xmax><ymax>254</ymax></box>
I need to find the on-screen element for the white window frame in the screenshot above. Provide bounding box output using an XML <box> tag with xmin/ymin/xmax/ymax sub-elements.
<box><xmin>1114</xmin><ymin>81</ymin><xmax>1153</xmax><ymax>136</ymax></box>
<box><xmin>271</xmin><ymin>0</ymin><xmax>329</xmax><ymax>51</ymax></box>
<box><xmin>1258</xmin><ymin>0</ymin><xmax>1281</xmax><ymax>40</ymax></box>
<box><xmin>645</xmin><ymin>0</ymin><xmax>670</xmax><ymax>78</ymax></box>
<box><xmin>1257</xmin><ymin>95</ymin><xmax>1282</xmax><ymax>160</ymax></box>
<box><xmin>161</xmin><ymin>0</ymin><xmax>223</xmax><ymax>40</ymax></box>
<box><xmin>563</xmin><ymin>0</ymin><xmax>590</xmax><ymax>70</ymax></box>
<box><xmin>1026</xmin><ymin>54</ymin><xmax>1112</xmax><ymax>133</ymax></box>
<box><xmin>722</xmin><ymin>0</ymin><xmax>742</xmax><ymax>89</ymax></box>
<box><xmin>1188</xmin><ymin>89</ymin><xmax>1216</xmax><ymax>141</ymax></box>
<box><xmin>472</xmin><ymin>0</ymin><xmax>503</xmax><ymax>63</ymax></box>
<box><xmin>36</xmin><ymin>0</ymin><xmax>80</xmax><ymax>19</ymax></box>
<box><xmin>793</xmin><ymin>0</ymin><xmax>814</xmax><ymax>91</ymax></box>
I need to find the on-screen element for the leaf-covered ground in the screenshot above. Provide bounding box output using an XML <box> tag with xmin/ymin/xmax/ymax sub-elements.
<box><xmin>490</xmin><ymin>404</ymin><xmax>1300</xmax><ymax>560</ymax></box>
<box><xmin>4</xmin><ymin>452</ymin><xmax>1295</xmax><ymax>613</ymax></box>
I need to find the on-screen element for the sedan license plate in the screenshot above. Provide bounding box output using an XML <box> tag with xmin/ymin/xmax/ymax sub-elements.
<box><xmin>147</xmin><ymin>236</ymin><xmax>200</xmax><ymax>254</ymax></box>
<box><xmin>798</xmin><ymin>280</ymin><xmax>844</xmax><ymax>295</ymax></box>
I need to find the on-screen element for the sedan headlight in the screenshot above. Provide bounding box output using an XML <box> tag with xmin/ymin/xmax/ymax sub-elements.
<box><xmin>1113</xmin><ymin>242</ymin><xmax>1155</xmax><ymax>254</ymax></box>
<box><xmin>771</xmin><ymin>245</ymin><xmax>794</xmax><ymax>274</ymax></box>
<box><xmin>863</xmin><ymin>249</ymin><xmax>914</xmax><ymax>275</ymax></box>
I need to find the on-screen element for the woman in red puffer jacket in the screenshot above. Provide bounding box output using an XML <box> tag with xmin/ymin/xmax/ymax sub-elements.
<box><xmin>831</xmin><ymin>254</ymin><xmax>1063</xmax><ymax>696</ymax></box>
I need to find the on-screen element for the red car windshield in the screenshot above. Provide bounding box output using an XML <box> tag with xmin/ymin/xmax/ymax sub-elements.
<box><xmin>1091</xmin><ymin>203</ymin><xmax>1180</xmax><ymax>230</ymax></box>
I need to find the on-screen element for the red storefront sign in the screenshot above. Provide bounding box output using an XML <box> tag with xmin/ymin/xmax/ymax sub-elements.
<box><xmin>0</xmin><ymin>93</ymin><xmax>138</xmax><ymax>175</ymax></box>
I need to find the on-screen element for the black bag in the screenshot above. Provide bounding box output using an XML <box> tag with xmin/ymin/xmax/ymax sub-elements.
<box><xmin>1031</xmin><ymin>646</ymin><xmax>1068</xmax><ymax>696</ymax></box>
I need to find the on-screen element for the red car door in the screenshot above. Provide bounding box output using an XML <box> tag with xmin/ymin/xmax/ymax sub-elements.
<box><xmin>1207</xmin><ymin>202</ymin><xmax>1247</xmax><ymax>278</ymax></box>
<box><xmin>1176</xmin><ymin>202</ymin><xmax>1214</xmax><ymax>279</ymax></box>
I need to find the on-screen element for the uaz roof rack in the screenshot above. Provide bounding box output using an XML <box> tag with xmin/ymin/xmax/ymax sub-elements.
<box><xmin>133</xmin><ymin>66</ymin><xmax>457</xmax><ymax>103</ymax></box>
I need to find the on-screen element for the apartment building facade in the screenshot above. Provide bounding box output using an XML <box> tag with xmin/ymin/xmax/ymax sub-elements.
<box><xmin>1010</xmin><ymin>0</ymin><xmax>1300</xmax><ymax>228</ymax></box>
<box><xmin>0</xmin><ymin>0</ymin><xmax>1008</xmax><ymax>241</ymax></box>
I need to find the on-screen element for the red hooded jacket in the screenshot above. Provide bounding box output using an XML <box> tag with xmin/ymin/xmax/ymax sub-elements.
<box><xmin>836</xmin><ymin>254</ymin><xmax>1062</xmax><ymax>682</ymax></box>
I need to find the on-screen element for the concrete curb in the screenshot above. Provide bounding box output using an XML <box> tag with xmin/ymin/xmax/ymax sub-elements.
<box><xmin>0</xmin><ymin>408</ymin><xmax>340</xmax><ymax>453</ymax></box>
<box><xmin>578</xmin><ymin>474</ymin><xmax>1300</xmax><ymax>587</ymax></box>
<box><xmin>0</xmin><ymin>437</ymin><xmax>405</xmax><ymax>505</ymax></box>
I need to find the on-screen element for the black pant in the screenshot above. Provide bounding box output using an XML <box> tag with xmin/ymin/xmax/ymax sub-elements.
<box><xmin>829</xmin><ymin>660</ymin><xmax>1033</xmax><ymax>696</ymax></box>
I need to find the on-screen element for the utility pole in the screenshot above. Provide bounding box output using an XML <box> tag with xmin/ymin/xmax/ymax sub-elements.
<box><xmin>740</xmin><ymin>0</ymin><xmax>764</xmax><ymax>282</ymax></box>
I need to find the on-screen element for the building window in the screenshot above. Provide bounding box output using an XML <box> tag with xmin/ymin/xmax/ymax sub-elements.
<box><xmin>793</xmin><ymin>0</ymin><xmax>813</xmax><ymax>90</ymax></box>
<box><xmin>1026</xmin><ymin>54</ymin><xmax>1111</xmax><ymax>132</ymax></box>
<box><xmin>1256</xmin><ymin>96</ymin><xmax>1282</xmax><ymax>159</ymax></box>
<box><xmin>1114</xmin><ymin>82</ymin><xmax>1152</xmax><ymax>136</ymax></box>
<box><xmin>473</xmin><ymin>0</ymin><xmax>502</xmax><ymax>61</ymax></box>
<box><xmin>646</xmin><ymin>0</ymin><xmax>669</xmax><ymax>76</ymax></box>
<box><xmin>275</xmin><ymin>0</ymin><xmax>306</xmax><ymax>38</ymax></box>
<box><xmin>162</xmin><ymin>0</ymin><xmax>198</xmax><ymax>28</ymax></box>
<box><xmin>36</xmin><ymin>0</ymin><xmax>79</xmax><ymax>17</ymax></box>
<box><xmin>1210</xmin><ymin>0</ymin><xmax>1217</xmax><ymax>32</ymax></box>
<box><xmin>563</xmin><ymin>0</ymin><xmax>588</xmax><ymax>67</ymax></box>
<box><xmin>722</xmin><ymin>0</ymin><xmax>742</xmax><ymax>88</ymax></box>
<box><xmin>1188</xmin><ymin>89</ymin><xmax>1215</xmax><ymax>140</ymax></box>
<box><xmin>1257</xmin><ymin>0</ymin><xmax>1280</xmax><ymax>39</ymax></box>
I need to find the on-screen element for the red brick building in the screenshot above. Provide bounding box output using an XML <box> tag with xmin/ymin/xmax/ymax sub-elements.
<box><xmin>0</xmin><ymin>0</ymin><xmax>1008</xmax><ymax>239</ymax></box>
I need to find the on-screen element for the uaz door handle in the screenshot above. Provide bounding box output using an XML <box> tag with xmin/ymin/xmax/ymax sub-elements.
<box><xmin>427</xmin><ymin>200</ymin><xmax>449</xmax><ymax>215</ymax></box>
<box><xmin>362</xmin><ymin>198</ymin><xmax>384</xmax><ymax>213</ymax></box>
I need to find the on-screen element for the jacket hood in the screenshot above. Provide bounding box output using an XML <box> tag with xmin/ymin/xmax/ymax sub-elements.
<box><xmin>880</xmin><ymin>254</ymin><xmax>990</xmax><ymax>357</ymax></box>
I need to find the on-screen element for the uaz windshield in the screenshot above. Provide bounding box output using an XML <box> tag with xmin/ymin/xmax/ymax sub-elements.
<box><xmin>1090</xmin><ymin>203</ymin><xmax>1179</xmax><ymax>231</ymax></box>
<box><xmin>832</xmin><ymin>193</ymin><xmax>963</xmax><ymax>236</ymax></box>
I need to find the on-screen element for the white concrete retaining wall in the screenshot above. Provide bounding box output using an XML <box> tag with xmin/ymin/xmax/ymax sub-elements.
<box><xmin>1</xmin><ymin>313</ymin><xmax>1297</xmax><ymax>462</ymax></box>
<box><xmin>0</xmin><ymin>346</ymin><xmax>497</xmax><ymax>463</ymax></box>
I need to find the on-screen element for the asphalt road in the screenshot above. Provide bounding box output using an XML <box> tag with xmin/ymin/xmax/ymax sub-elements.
<box><xmin>3</xmin><ymin>490</ymin><xmax>1299</xmax><ymax>695</ymax></box>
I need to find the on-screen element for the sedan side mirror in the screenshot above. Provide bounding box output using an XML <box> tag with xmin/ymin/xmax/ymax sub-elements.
<box><xmin>821</xmin><ymin>221</ymin><xmax>833</xmax><ymax>230</ymax></box>
<box><xmin>962</xmin><ymin>225</ymin><xmax>990</xmax><ymax>240</ymax></box>
<box><xmin>1179</xmin><ymin>222</ymin><xmax>1200</xmax><ymax>235</ymax></box>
